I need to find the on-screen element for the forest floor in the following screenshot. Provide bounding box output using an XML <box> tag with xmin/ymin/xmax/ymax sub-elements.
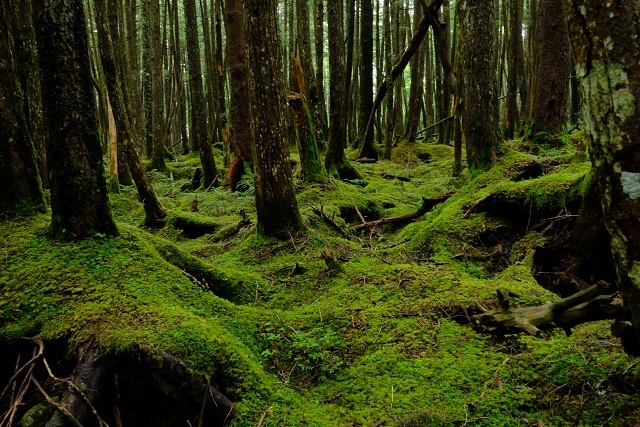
<box><xmin>2</xmin><ymin>135</ymin><xmax>640</xmax><ymax>426</ymax></box>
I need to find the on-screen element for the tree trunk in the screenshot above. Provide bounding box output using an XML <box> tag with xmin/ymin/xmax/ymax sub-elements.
<box><xmin>183</xmin><ymin>0</ymin><xmax>219</xmax><ymax>188</ymax></box>
<box><xmin>96</xmin><ymin>0</ymin><xmax>168</xmax><ymax>227</ymax></box>
<box><xmin>244</xmin><ymin>0</ymin><xmax>304</xmax><ymax>238</ymax></box>
<box><xmin>357</xmin><ymin>0</ymin><xmax>377</xmax><ymax>159</ymax></box>
<box><xmin>325</xmin><ymin>0</ymin><xmax>361</xmax><ymax>179</ymax></box>
<box><xmin>505</xmin><ymin>0</ymin><xmax>522</xmax><ymax>138</ymax></box>
<box><xmin>224</xmin><ymin>0</ymin><xmax>252</xmax><ymax>191</ymax></box>
<box><xmin>529</xmin><ymin>0</ymin><xmax>570</xmax><ymax>135</ymax></box>
<box><xmin>404</xmin><ymin>3</ymin><xmax>427</xmax><ymax>143</ymax></box>
<box><xmin>289</xmin><ymin>57</ymin><xmax>327</xmax><ymax>184</ymax></box>
<box><xmin>35</xmin><ymin>0</ymin><xmax>117</xmax><ymax>238</ymax></box>
<box><xmin>149</xmin><ymin>0</ymin><xmax>166</xmax><ymax>171</ymax></box>
<box><xmin>0</xmin><ymin>0</ymin><xmax>46</xmax><ymax>216</ymax></box>
<box><xmin>562</xmin><ymin>0</ymin><xmax>640</xmax><ymax>353</ymax></box>
<box><xmin>314</xmin><ymin>0</ymin><xmax>328</xmax><ymax>143</ymax></box>
<box><xmin>458</xmin><ymin>0</ymin><xmax>499</xmax><ymax>171</ymax></box>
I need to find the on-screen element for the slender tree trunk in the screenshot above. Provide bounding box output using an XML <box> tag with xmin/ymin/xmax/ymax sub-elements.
<box><xmin>141</xmin><ymin>0</ymin><xmax>153</xmax><ymax>157</ymax></box>
<box><xmin>314</xmin><ymin>0</ymin><xmax>328</xmax><ymax>143</ymax></box>
<box><xmin>345</xmin><ymin>0</ymin><xmax>356</xmax><ymax>148</ymax></box>
<box><xmin>244</xmin><ymin>0</ymin><xmax>303</xmax><ymax>238</ymax></box>
<box><xmin>505</xmin><ymin>0</ymin><xmax>522</xmax><ymax>138</ymax></box>
<box><xmin>149</xmin><ymin>0</ymin><xmax>166</xmax><ymax>171</ymax></box>
<box><xmin>96</xmin><ymin>0</ymin><xmax>167</xmax><ymax>226</ymax></box>
<box><xmin>382</xmin><ymin>0</ymin><xmax>394</xmax><ymax>159</ymax></box>
<box><xmin>325</xmin><ymin>0</ymin><xmax>360</xmax><ymax>179</ymax></box>
<box><xmin>224</xmin><ymin>0</ymin><xmax>252</xmax><ymax>191</ymax></box>
<box><xmin>184</xmin><ymin>0</ymin><xmax>218</xmax><ymax>188</ymax></box>
<box><xmin>172</xmin><ymin>0</ymin><xmax>189</xmax><ymax>153</ymax></box>
<box><xmin>35</xmin><ymin>0</ymin><xmax>117</xmax><ymax>238</ymax></box>
<box><xmin>405</xmin><ymin>3</ymin><xmax>426</xmax><ymax>143</ymax></box>
<box><xmin>459</xmin><ymin>0</ymin><xmax>499</xmax><ymax>170</ymax></box>
<box><xmin>357</xmin><ymin>0</ymin><xmax>377</xmax><ymax>159</ymax></box>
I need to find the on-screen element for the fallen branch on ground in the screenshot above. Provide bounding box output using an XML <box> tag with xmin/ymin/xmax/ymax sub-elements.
<box><xmin>349</xmin><ymin>192</ymin><xmax>454</xmax><ymax>231</ymax></box>
<box><xmin>467</xmin><ymin>282</ymin><xmax>628</xmax><ymax>337</ymax></box>
<box><xmin>310</xmin><ymin>205</ymin><xmax>351</xmax><ymax>239</ymax></box>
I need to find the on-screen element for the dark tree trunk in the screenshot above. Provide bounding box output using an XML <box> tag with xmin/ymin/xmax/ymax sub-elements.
<box><xmin>148</xmin><ymin>0</ymin><xmax>166</xmax><ymax>171</ymax></box>
<box><xmin>224</xmin><ymin>0</ymin><xmax>252</xmax><ymax>191</ymax></box>
<box><xmin>141</xmin><ymin>0</ymin><xmax>152</xmax><ymax>157</ymax></box>
<box><xmin>244</xmin><ymin>0</ymin><xmax>303</xmax><ymax>238</ymax></box>
<box><xmin>530</xmin><ymin>0</ymin><xmax>570</xmax><ymax>135</ymax></box>
<box><xmin>404</xmin><ymin>3</ymin><xmax>426</xmax><ymax>143</ymax></box>
<box><xmin>172</xmin><ymin>0</ymin><xmax>189</xmax><ymax>154</ymax></box>
<box><xmin>562</xmin><ymin>0</ymin><xmax>640</xmax><ymax>353</ymax></box>
<box><xmin>184</xmin><ymin>0</ymin><xmax>219</xmax><ymax>188</ymax></box>
<box><xmin>0</xmin><ymin>0</ymin><xmax>46</xmax><ymax>216</ymax></box>
<box><xmin>458</xmin><ymin>0</ymin><xmax>499</xmax><ymax>171</ymax></box>
<box><xmin>314</xmin><ymin>0</ymin><xmax>328</xmax><ymax>143</ymax></box>
<box><xmin>382</xmin><ymin>0</ymin><xmax>394</xmax><ymax>159</ymax></box>
<box><xmin>325</xmin><ymin>0</ymin><xmax>360</xmax><ymax>179</ymax></box>
<box><xmin>35</xmin><ymin>0</ymin><xmax>117</xmax><ymax>238</ymax></box>
<box><xmin>505</xmin><ymin>0</ymin><xmax>522</xmax><ymax>138</ymax></box>
<box><xmin>357</xmin><ymin>0</ymin><xmax>377</xmax><ymax>159</ymax></box>
<box><xmin>96</xmin><ymin>0</ymin><xmax>167</xmax><ymax>226</ymax></box>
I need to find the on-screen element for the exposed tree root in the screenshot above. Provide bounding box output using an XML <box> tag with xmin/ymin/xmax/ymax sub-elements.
<box><xmin>0</xmin><ymin>339</ymin><xmax>237</xmax><ymax>427</ymax></box>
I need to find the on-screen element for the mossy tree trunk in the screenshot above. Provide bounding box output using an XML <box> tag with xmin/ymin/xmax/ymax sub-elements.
<box><xmin>224</xmin><ymin>0</ymin><xmax>252</xmax><ymax>191</ymax></box>
<box><xmin>0</xmin><ymin>0</ymin><xmax>46</xmax><ymax>216</ymax></box>
<box><xmin>325</xmin><ymin>0</ymin><xmax>361</xmax><ymax>180</ymax></box>
<box><xmin>35</xmin><ymin>0</ymin><xmax>117</xmax><ymax>238</ymax></box>
<box><xmin>562</xmin><ymin>0</ymin><xmax>640</xmax><ymax>351</ymax></box>
<box><xmin>458</xmin><ymin>0</ymin><xmax>499</xmax><ymax>171</ymax></box>
<box><xmin>530</xmin><ymin>0</ymin><xmax>570</xmax><ymax>136</ymax></box>
<box><xmin>244</xmin><ymin>0</ymin><xmax>304</xmax><ymax>238</ymax></box>
<box><xmin>183</xmin><ymin>0</ymin><xmax>218</xmax><ymax>188</ymax></box>
<box><xmin>95</xmin><ymin>0</ymin><xmax>167</xmax><ymax>227</ymax></box>
<box><xmin>289</xmin><ymin>57</ymin><xmax>327</xmax><ymax>184</ymax></box>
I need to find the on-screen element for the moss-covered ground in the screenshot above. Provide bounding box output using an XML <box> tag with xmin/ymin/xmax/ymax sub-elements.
<box><xmin>1</xmin><ymin>138</ymin><xmax>639</xmax><ymax>426</ymax></box>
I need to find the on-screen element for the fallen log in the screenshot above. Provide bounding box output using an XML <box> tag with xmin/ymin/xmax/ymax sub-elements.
<box><xmin>349</xmin><ymin>192</ymin><xmax>454</xmax><ymax>231</ymax></box>
<box><xmin>310</xmin><ymin>205</ymin><xmax>351</xmax><ymax>239</ymax></box>
<box><xmin>467</xmin><ymin>282</ymin><xmax>629</xmax><ymax>337</ymax></box>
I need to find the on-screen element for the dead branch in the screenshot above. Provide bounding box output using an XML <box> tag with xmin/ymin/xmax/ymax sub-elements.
<box><xmin>349</xmin><ymin>192</ymin><xmax>454</xmax><ymax>231</ymax></box>
<box><xmin>31</xmin><ymin>375</ymin><xmax>84</xmax><ymax>427</ymax></box>
<box><xmin>462</xmin><ymin>194</ymin><xmax>492</xmax><ymax>219</ymax></box>
<box><xmin>309</xmin><ymin>205</ymin><xmax>351</xmax><ymax>239</ymax></box>
<box><xmin>468</xmin><ymin>282</ymin><xmax>629</xmax><ymax>337</ymax></box>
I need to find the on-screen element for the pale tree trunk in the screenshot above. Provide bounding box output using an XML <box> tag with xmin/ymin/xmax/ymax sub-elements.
<box><xmin>563</xmin><ymin>0</ymin><xmax>640</xmax><ymax>354</ymax></box>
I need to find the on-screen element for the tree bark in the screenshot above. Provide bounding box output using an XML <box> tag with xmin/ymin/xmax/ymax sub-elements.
<box><xmin>562</xmin><ymin>0</ymin><xmax>640</xmax><ymax>352</ymax></box>
<box><xmin>357</xmin><ymin>0</ymin><xmax>377</xmax><ymax>159</ymax></box>
<box><xmin>530</xmin><ymin>0</ymin><xmax>570</xmax><ymax>135</ymax></box>
<box><xmin>505</xmin><ymin>0</ymin><xmax>522</xmax><ymax>138</ymax></box>
<box><xmin>244</xmin><ymin>0</ymin><xmax>304</xmax><ymax>238</ymax></box>
<box><xmin>183</xmin><ymin>0</ymin><xmax>219</xmax><ymax>188</ymax></box>
<box><xmin>35</xmin><ymin>0</ymin><xmax>117</xmax><ymax>238</ymax></box>
<box><xmin>458</xmin><ymin>0</ymin><xmax>499</xmax><ymax>171</ymax></box>
<box><xmin>224</xmin><ymin>0</ymin><xmax>252</xmax><ymax>191</ymax></box>
<box><xmin>149</xmin><ymin>0</ymin><xmax>166</xmax><ymax>171</ymax></box>
<box><xmin>325</xmin><ymin>0</ymin><xmax>361</xmax><ymax>179</ymax></box>
<box><xmin>0</xmin><ymin>0</ymin><xmax>46</xmax><ymax>216</ymax></box>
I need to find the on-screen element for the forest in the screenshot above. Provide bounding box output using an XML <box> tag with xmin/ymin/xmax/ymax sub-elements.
<box><xmin>1</xmin><ymin>0</ymin><xmax>640</xmax><ymax>425</ymax></box>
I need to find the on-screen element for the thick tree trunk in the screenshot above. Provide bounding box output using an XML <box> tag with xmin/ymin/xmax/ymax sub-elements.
<box><xmin>562</xmin><ymin>0</ymin><xmax>640</xmax><ymax>353</ymax></box>
<box><xmin>325</xmin><ymin>0</ymin><xmax>361</xmax><ymax>179</ymax></box>
<box><xmin>529</xmin><ymin>0</ymin><xmax>570</xmax><ymax>135</ymax></box>
<box><xmin>244</xmin><ymin>0</ymin><xmax>304</xmax><ymax>238</ymax></box>
<box><xmin>183</xmin><ymin>0</ymin><xmax>218</xmax><ymax>188</ymax></box>
<box><xmin>0</xmin><ymin>0</ymin><xmax>46</xmax><ymax>216</ymax></box>
<box><xmin>35</xmin><ymin>0</ymin><xmax>117</xmax><ymax>238</ymax></box>
<box><xmin>458</xmin><ymin>0</ymin><xmax>499</xmax><ymax>171</ymax></box>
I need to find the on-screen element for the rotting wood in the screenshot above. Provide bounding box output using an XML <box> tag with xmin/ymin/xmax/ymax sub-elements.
<box><xmin>321</xmin><ymin>247</ymin><xmax>345</xmax><ymax>274</ymax></box>
<box><xmin>350</xmin><ymin>192</ymin><xmax>454</xmax><ymax>231</ymax></box>
<box><xmin>467</xmin><ymin>282</ymin><xmax>629</xmax><ymax>337</ymax></box>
